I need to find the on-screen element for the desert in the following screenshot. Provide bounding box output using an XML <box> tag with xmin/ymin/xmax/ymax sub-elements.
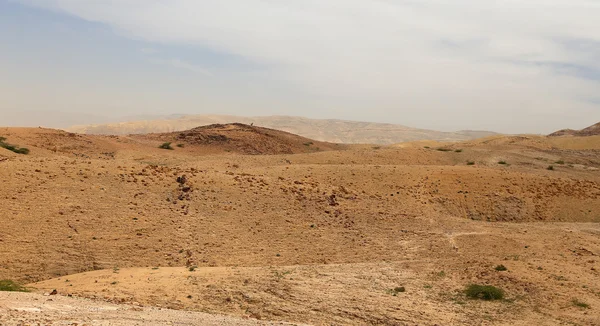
<box><xmin>1</xmin><ymin>122</ymin><xmax>599</xmax><ymax>325</ymax></box>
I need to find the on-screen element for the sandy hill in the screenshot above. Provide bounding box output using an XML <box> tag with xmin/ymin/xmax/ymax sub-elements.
<box><xmin>136</xmin><ymin>123</ymin><xmax>347</xmax><ymax>155</ymax></box>
<box><xmin>67</xmin><ymin>115</ymin><xmax>498</xmax><ymax>145</ymax></box>
<box><xmin>0</xmin><ymin>128</ymin><xmax>599</xmax><ymax>325</ymax></box>
<box><xmin>549</xmin><ymin>121</ymin><xmax>600</xmax><ymax>137</ymax></box>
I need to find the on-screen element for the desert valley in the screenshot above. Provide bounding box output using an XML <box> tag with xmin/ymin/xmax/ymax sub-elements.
<box><xmin>0</xmin><ymin>122</ymin><xmax>599</xmax><ymax>325</ymax></box>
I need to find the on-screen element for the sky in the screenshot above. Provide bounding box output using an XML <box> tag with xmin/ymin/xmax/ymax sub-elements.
<box><xmin>1</xmin><ymin>0</ymin><xmax>599</xmax><ymax>133</ymax></box>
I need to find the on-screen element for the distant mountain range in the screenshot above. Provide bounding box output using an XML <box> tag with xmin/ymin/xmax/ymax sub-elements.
<box><xmin>2</xmin><ymin>110</ymin><xmax>114</xmax><ymax>129</ymax></box>
<box><xmin>549</xmin><ymin>122</ymin><xmax>600</xmax><ymax>137</ymax></box>
<box><xmin>67</xmin><ymin>115</ymin><xmax>498</xmax><ymax>145</ymax></box>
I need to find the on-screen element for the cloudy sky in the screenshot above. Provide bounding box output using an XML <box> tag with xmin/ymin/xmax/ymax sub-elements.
<box><xmin>1</xmin><ymin>0</ymin><xmax>599</xmax><ymax>133</ymax></box>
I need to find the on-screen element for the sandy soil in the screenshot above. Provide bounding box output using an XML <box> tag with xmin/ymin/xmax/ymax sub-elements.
<box><xmin>0</xmin><ymin>291</ymin><xmax>302</xmax><ymax>325</ymax></box>
<box><xmin>1</xmin><ymin>126</ymin><xmax>599</xmax><ymax>325</ymax></box>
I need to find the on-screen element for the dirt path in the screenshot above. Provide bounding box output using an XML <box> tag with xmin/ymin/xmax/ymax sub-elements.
<box><xmin>0</xmin><ymin>292</ymin><xmax>302</xmax><ymax>326</ymax></box>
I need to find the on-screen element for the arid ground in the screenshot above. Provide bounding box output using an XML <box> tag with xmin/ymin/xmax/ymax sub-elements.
<box><xmin>1</xmin><ymin>124</ymin><xmax>599</xmax><ymax>325</ymax></box>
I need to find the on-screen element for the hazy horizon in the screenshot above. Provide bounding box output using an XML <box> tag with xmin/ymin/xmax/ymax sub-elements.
<box><xmin>1</xmin><ymin>1</ymin><xmax>599</xmax><ymax>134</ymax></box>
<box><xmin>1</xmin><ymin>110</ymin><xmax>513</xmax><ymax>133</ymax></box>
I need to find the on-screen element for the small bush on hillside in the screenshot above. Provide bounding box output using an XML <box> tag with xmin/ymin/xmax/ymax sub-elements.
<box><xmin>572</xmin><ymin>299</ymin><xmax>590</xmax><ymax>309</ymax></box>
<box><xmin>387</xmin><ymin>286</ymin><xmax>406</xmax><ymax>296</ymax></box>
<box><xmin>159</xmin><ymin>142</ymin><xmax>174</xmax><ymax>150</ymax></box>
<box><xmin>0</xmin><ymin>138</ymin><xmax>29</xmax><ymax>155</ymax></box>
<box><xmin>495</xmin><ymin>264</ymin><xmax>508</xmax><ymax>271</ymax></box>
<box><xmin>467</xmin><ymin>161</ymin><xmax>475</xmax><ymax>165</ymax></box>
<box><xmin>437</xmin><ymin>148</ymin><xmax>452</xmax><ymax>152</ymax></box>
<box><xmin>498</xmin><ymin>161</ymin><xmax>507</xmax><ymax>165</ymax></box>
<box><xmin>547</xmin><ymin>165</ymin><xmax>554</xmax><ymax>171</ymax></box>
<box><xmin>424</xmin><ymin>146</ymin><xmax>430</xmax><ymax>149</ymax></box>
<box><xmin>303</xmin><ymin>142</ymin><xmax>313</xmax><ymax>147</ymax></box>
<box><xmin>455</xmin><ymin>149</ymin><xmax>463</xmax><ymax>153</ymax></box>
<box><xmin>0</xmin><ymin>280</ymin><xmax>29</xmax><ymax>292</ymax></box>
<box><xmin>555</xmin><ymin>160</ymin><xmax>565</xmax><ymax>165</ymax></box>
<box><xmin>176</xmin><ymin>143</ymin><xmax>185</xmax><ymax>148</ymax></box>
<box><xmin>465</xmin><ymin>284</ymin><xmax>504</xmax><ymax>300</ymax></box>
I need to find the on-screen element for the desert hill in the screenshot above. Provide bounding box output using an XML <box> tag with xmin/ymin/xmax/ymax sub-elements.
<box><xmin>1</xmin><ymin>127</ymin><xmax>599</xmax><ymax>325</ymax></box>
<box><xmin>549</xmin><ymin>121</ymin><xmax>600</xmax><ymax>137</ymax></box>
<box><xmin>68</xmin><ymin>115</ymin><xmax>498</xmax><ymax>145</ymax></box>
<box><xmin>0</xmin><ymin>124</ymin><xmax>347</xmax><ymax>159</ymax></box>
<box><xmin>137</xmin><ymin>123</ymin><xmax>346</xmax><ymax>155</ymax></box>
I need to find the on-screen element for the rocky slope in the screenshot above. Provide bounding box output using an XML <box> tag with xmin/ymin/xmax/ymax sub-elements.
<box><xmin>549</xmin><ymin>122</ymin><xmax>600</xmax><ymax>137</ymax></box>
<box><xmin>0</xmin><ymin>127</ymin><xmax>599</xmax><ymax>325</ymax></box>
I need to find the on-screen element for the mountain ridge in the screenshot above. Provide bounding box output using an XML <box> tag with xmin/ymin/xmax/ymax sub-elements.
<box><xmin>549</xmin><ymin>122</ymin><xmax>600</xmax><ymax>137</ymax></box>
<box><xmin>68</xmin><ymin>114</ymin><xmax>498</xmax><ymax>144</ymax></box>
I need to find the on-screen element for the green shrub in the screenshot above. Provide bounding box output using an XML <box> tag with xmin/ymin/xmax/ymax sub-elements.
<box><xmin>465</xmin><ymin>284</ymin><xmax>504</xmax><ymax>300</ymax></box>
<box><xmin>176</xmin><ymin>143</ymin><xmax>185</xmax><ymax>148</ymax></box>
<box><xmin>159</xmin><ymin>142</ymin><xmax>174</xmax><ymax>150</ymax></box>
<box><xmin>0</xmin><ymin>280</ymin><xmax>29</xmax><ymax>292</ymax></box>
<box><xmin>424</xmin><ymin>146</ymin><xmax>430</xmax><ymax>149</ymax></box>
<box><xmin>437</xmin><ymin>148</ymin><xmax>452</xmax><ymax>152</ymax></box>
<box><xmin>455</xmin><ymin>149</ymin><xmax>463</xmax><ymax>153</ymax></box>
<box><xmin>495</xmin><ymin>264</ymin><xmax>508</xmax><ymax>271</ymax></box>
<box><xmin>467</xmin><ymin>161</ymin><xmax>475</xmax><ymax>165</ymax></box>
<box><xmin>555</xmin><ymin>160</ymin><xmax>565</xmax><ymax>165</ymax></box>
<box><xmin>0</xmin><ymin>138</ymin><xmax>29</xmax><ymax>155</ymax></box>
<box><xmin>498</xmin><ymin>161</ymin><xmax>507</xmax><ymax>165</ymax></box>
<box><xmin>572</xmin><ymin>299</ymin><xmax>590</xmax><ymax>309</ymax></box>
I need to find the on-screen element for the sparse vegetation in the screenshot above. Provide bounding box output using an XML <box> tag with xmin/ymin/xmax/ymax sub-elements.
<box><xmin>437</xmin><ymin>148</ymin><xmax>452</xmax><ymax>152</ymax></box>
<box><xmin>495</xmin><ymin>264</ymin><xmax>508</xmax><ymax>271</ymax></box>
<box><xmin>547</xmin><ymin>165</ymin><xmax>554</xmax><ymax>171</ymax></box>
<box><xmin>465</xmin><ymin>284</ymin><xmax>504</xmax><ymax>300</ymax></box>
<box><xmin>0</xmin><ymin>280</ymin><xmax>29</xmax><ymax>292</ymax></box>
<box><xmin>0</xmin><ymin>137</ymin><xmax>30</xmax><ymax>155</ymax></box>
<box><xmin>189</xmin><ymin>266</ymin><xmax>197</xmax><ymax>272</ymax></box>
<box><xmin>424</xmin><ymin>146</ymin><xmax>430</xmax><ymax>149</ymax></box>
<box><xmin>159</xmin><ymin>142</ymin><xmax>174</xmax><ymax>150</ymax></box>
<box><xmin>303</xmin><ymin>142</ymin><xmax>313</xmax><ymax>147</ymax></box>
<box><xmin>467</xmin><ymin>161</ymin><xmax>475</xmax><ymax>165</ymax></box>
<box><xmin>498</xmin><ymin>161</ymin><xmax>507</xmax><ymax>165</ymax></box>
<box><xmin>387</xmin><ymin>286</ymin><xmax>406</xmax><ymax>296</ymax></box>
<box><xmin>555</xmin><ymin>160</ymin><xmax>565</xmax><ymax>165</ymax></box>
<box><xmin>572</xmin><ymin>299</ymin><xmax>590</xmax><ymax>309</ymax></box>
<box><xmin>455</xmin><ymin>149</ymin><xmax>463</xmax><ymax>153</ymax></box>
<box><xmin>176</xmin><ymin>143</ymin><xmax>185</xmax><ymax>148</ymax></box>
<box><xmin>273</xmin><ymin>270</ymin><xmax>292</xmax><ymax>279</ymax></box>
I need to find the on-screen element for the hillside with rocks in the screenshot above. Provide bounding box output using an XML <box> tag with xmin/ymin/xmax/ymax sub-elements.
<box><xmin>549</xmin><ymin>122</ymin><xmax>600</xmax><ymax>137</ymax></box>
<box><xmin>0</xmin><ymin>126</ymin><xmax>599</xmax><ymax>325</ymax></box>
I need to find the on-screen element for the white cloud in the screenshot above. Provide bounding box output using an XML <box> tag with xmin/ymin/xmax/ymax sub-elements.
<box><xmin>12</xmin><ymin>0</ymin><xmax>600</xmax><ymax>132</ymax></box>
